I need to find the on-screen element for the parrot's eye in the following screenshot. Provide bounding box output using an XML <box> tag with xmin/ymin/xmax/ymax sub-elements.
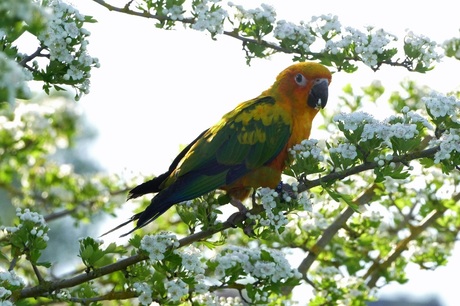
<box><xmin>294</xmin><ymin>73</ymin><xmax>307</xmax><ymax>86</ymax></box>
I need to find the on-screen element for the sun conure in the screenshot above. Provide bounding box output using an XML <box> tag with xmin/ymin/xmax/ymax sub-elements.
<box><xmin>104</xmin><ymin>62</ymin><xmax>332</xmax><ymax>237</ymax></box>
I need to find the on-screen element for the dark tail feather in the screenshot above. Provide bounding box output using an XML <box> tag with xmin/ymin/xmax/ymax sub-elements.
<box><xmin>135</xmin><ymin>198</ymin><xmax>175</xmax><ymax>231</ymax></box>
<box><xmin>114</xmin><ymin>201</ymin><xmax>174</xmax><ymax>237</ymax></box>
<box><xmin>128</xmin><ymin>172</ymin><xmax>170</xmax><ymax>200</ymax></box>
<box><xmin>99</xmin><ymin>212</ymin><xmax>142</xmax><ymax>237</ymax></box>
<box><xmin>100</xmin><ymin>198</ymin><xmax>175</xmax><ymax>237</ymax></box>
<box><xmin>127</xmin><ymin>129</ymin><xmax>209</xmax><ymax>200</ymax></box>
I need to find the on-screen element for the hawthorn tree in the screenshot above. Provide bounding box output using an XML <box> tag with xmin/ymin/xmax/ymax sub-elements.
<box><xmin>1</xmin><ymin>0</ymin><xmax>460</xmax><ymax>305</ymax></box>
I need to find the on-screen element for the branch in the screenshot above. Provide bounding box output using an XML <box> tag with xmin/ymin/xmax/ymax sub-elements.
<box><xmin>14</xmin><ymin>146</ymin><xmax>441</xmax><ymax>300</ymax></box>
<box><xmin>19</xmin><ymin>46</ymin><xmax>48</xmax><ymax>68</ymax></box>
<box><xmin>91</xmin><ymin>0</ymin><xmax>425</xmax><ymax>72</ymax></box>
<box><xmin>364</xmin><ymin>192</ymin><xmax>460</xmax><ymax>288</ymax></box>
<box><xmin>297</xmin><ymin>146</ymin><xmax>440</xmax><ymax>192</ymax></box>
<box><xmin>296</xmin><ymin>185</ymin><xmax>377</xmax><ymax>279</ymax></box>
<box><xmin>17</xmin><ymin>210</ymin><xmax>256</xmax><ymax>300</ymax></box>
<box><xmin>92</xmin><ymin>0</ymin><xmax>194</xmax><ymax>24</ymax></box>
<box><xmin>17</xmin><ymin>253</ymin><xmax>148</xmax><ymax>300</ymax></box>
<box><xmin>44</xmin><ymin>188</ymin><xmax>130</xmax><ymax>222</ymax></box>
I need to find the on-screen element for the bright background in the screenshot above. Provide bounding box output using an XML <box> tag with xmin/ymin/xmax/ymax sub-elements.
<box><xmin>76</xmin><ymin>0</ymin><xmax>459</xmax><ymax>304</ymax></box>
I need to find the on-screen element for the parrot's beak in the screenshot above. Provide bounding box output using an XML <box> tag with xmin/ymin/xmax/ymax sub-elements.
<box><xmin>307</xmin><ymin>78</ymin><xmax>329</xmax><ymax>110</ymax></box>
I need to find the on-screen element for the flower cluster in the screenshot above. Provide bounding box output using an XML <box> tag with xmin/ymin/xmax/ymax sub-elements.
<box><xmin>249</xmin><ymin>188</ymin><xmax>289</xmax><ymax>234</ymax></box>
<box><xmin>0</xmin><ymin>270</ymin><xmax>25</xmax><ymax>303</ymax></box>
<box><xmin>311</xmin><ymin>266</ymin><xmax>376</xmax><ymax>305</ymax></box>
<box><xmin>163</xmin><ymin>4</ymin><xmax>184</xmax><ymax>21</ymax></box>
<box><xmin>36</xmin><ymin>1</ymin><xmax>99</xmax><ymax>98</ymax></box>
<box><xmin>140</xmin><ymin>233</ymin><xmax>179</xmax><ymax>261</ymax></box>
<box><xmin>1</xmin><ymin>208</ymin><xmax>49</xmax><ymax>241</ymax></box>
<box><xmin>402</xmin><ymin>106</ymin><xmax>433</xmax><ymax>129</ymax></box>
<box><xmin>165</xmin><ymin>278</ymin><xmax>189</xmax><ymax>302</ymax></box>
<box><xmin>193</xmin><ymin>292</ymin><xmax>243</xmax><ymax>306</ymax></box>
<box><xmin>330</xmin><ymin>143</ymin><xmax>358</xmax><ymax>160</ymax></box>
<box><xmin>1</xmin><ymin>0</ymin><xmax>99</xmax><ymax>102</ymax></box>
<box><xmin>423</xmin><ymin>92</ymin><xmax>460</xmax><ymax>120</ymax></box>
<box><xmin>210</xmin><ymin>245</ymin><xmax>301</xmax><ymax>301</ymax></box>
<box><xmin>351</xmin><ymin>27</ymin><xmax>397</xmax><ymax>67</ymax></box>
<box><xmin>133</xmin><ymin>282</ymin><xmax>153</xmax><ymax>306</ymax></box>
<box><xmin>334</xmin><ymin>111</ymin><xmax>429</xmax><ymax>148</ymax></box>
<box><xmin>175</xmin><ymin>246</ymin><xmax>206</xmax><ymax>275</ymax></box>
<box><xmin>288</xmin><ymin>139</ymin><xmax>325</xmax><ymax>177</ymax></box>
<box><xmin>295</xmin><ymin>188</ymin><xmax>314</xmax><ymax>211</ymax></box>
<box><xmin>229</xmin><ymin>2</ymin><xmax>276</xmax><ymax>23</ymax></box>
<box><xmin>191</xmin><ymin>0</ymin><xmax>228</xmax><ymax>36</ymax></box>
<box><xmin>433</xmin><ymin>128</ymin><xmax>460</xmax><ymax>163</ymax></box>
<box><xmin>290</xmin><ymin>139</ymin><xmax>324</xmax><ymax>162</ymax></box>
<box><xmin>334</xmin><ymin>112</ymin><xmax>377</xmax><ymax>132</ymax></box>
<box><xmin>274</xmin><ymin>20</ymin><xmax>316</xmax><ymax>53</ymax></box>
<box><xmin>404</xmin><ymin>30</ymin><xmax>443</xmax><ymax>68</ymax></box>
<box><xmin>311</xmin><ymin>14</ymin><xmax>341</xmax><ymax>37</ymax></box>
<box><xmin>0</xmin><ymin>53</ymin><xmax>32</xmax><ymax>104</ymax></box>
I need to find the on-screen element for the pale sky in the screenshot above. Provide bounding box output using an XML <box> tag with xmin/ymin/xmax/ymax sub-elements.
<box><xmin>76</xmin><ymin>0</ymin><xmax>459</xmax><ymax>305</ymax></box>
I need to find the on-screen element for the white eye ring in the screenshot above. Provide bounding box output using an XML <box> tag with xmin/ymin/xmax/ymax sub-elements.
<box><xmin>294</xmin><ymin>73</ymin><xmax>307</xmax><ymax>86</ymax></box>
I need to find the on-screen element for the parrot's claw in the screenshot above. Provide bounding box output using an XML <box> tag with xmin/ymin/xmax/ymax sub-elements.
<box><xmin>227</xmin><ymin>199</ymin><xmax>255</xmax><ymax>236</ymax></box>
<box><xmin>227</xmin><ymin>199</ymin><xmax>248</xmax><ymax>227</ymax></box>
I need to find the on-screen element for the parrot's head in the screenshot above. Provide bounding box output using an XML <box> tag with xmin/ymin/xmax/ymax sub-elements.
<box><xmin>273</xmin><ymin>62</ymin><xmax>332</xmax><ymax>112</ymax></box>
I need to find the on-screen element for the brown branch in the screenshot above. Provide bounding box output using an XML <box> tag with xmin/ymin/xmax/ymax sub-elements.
<box><xmin>92</xmin><ymin>0</ymin><xmax>194</xmax><ymax>24</ymax></box>
<box><xmin>16</xmin><ymin>146</ymin><xmax>440</xmax><ymax>300</ymax></box>
<box><xmin>297</xmin><ymin>146</ymin><xmax>440</xmax><ymax>193</ymax></box>
<box><xmin>43</xmin><ymin>188</ymin><xmax>131</xmax><ymax>222</ymax></box>
<box><xmin>285</xmin><ymin>184</ymin><xmax>378</xmax><ymax>296</ymax></box>
<box><xmin>19</xmin><ymin>46</ymin><xmax>48</xmax><ymax>68</ymax></box>
<box><xmin>91</xmin><ymin>0</ymin><xmax>422</xmax><ymax>72</ymax></box>
<box><xmin>17</xmin><ymin>253</ymin><xmax>148</xmax><ymax>300</ymax></box>
<box><xmin>16</xmin><ymin>212</ymin><xmax>253</xmax><ymax>300</ymax></box>
<box><xmin>364</xmin><ymin>192</ymin><xmax>460</xmax><ymax>288</ymax></box>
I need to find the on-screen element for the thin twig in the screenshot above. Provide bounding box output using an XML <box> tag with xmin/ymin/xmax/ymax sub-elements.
<box><xmin>91</xmin><ymin>0</ymin><xmax>420</xmax><ymax>72</ymax></box>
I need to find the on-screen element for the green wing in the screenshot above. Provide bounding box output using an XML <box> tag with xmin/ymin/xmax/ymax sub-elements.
<box><xmin>161</xmin><ymin>96</ymin><xmax>292</xmax><ymax>203</ymax></box>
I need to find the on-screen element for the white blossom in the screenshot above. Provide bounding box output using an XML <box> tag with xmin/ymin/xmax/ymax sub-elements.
<box><xmin>405</xmin><ymin>30</ymin><xmax>443</xmax><ymax>66</ymax></box>
<box><xmin>433</xmin><ymin>128</ymin><xmax>460</xmax><ymax>163</ymax></box>
<box><xmin>0</xmin><ymin>270</ymin><xmax>25</xmax><ymax>288</ymax></box>
<box><xmin>330</xmin><ymin>143</ymin><xmax>358</xmax><ymax>160</ymax></box>
<box><xmin>290</xmin><ymin>139</ymin><xmax>324</xmax><ymax>162</ymax></box>
<box><xmin>423</xmin><ymin>92</ymin><xmax>460</xmax><ymax>120</ymax></box>
<box><xmin>133</xmin><ymin>282</ymin><xmax>153</xmax><ymax>306</ymax></box>
<box><xmin>0</xmin><ymin>287</ymin><xmax>12</xmax><ymax>300</ymax></box>
<box><xmin>191</xmin><ymin>0</ymin><xmax>228</xmax><ymax>35</ymax></box>
<box><xmin>140</xmin><ymin>233</ymin><xmax>179</xmax><ymax>261</ymax></box>
<box><xmin>165</xmin><ymin>279</ymin><xmax>188</xmax><ymax>302</ymax></box>
<box><xmin>0</xmin><ymin>52</ymin><xmax>32</xmax><ymax>104</ymax></box>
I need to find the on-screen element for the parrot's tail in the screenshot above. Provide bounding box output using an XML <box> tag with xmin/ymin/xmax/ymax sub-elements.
<box><xmin>99</xmin><ymin>212</ymin><xmax>142</xmax><ymax>237</ymax></box>
<box><xmin>100</xmin><ymin>195</ymin><xmax>175</xmax><ymax>237</ymax></box>
<box><xmin>127</xmin><ymin>172</ymin><xmax>169</xmax><ymax>200</ymax></box>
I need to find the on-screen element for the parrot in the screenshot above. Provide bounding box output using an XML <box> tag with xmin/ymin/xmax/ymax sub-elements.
<box><xmin>103</xmin><ymin>62</ymin><xmax>332</xmax><ymax>237</ymax></box>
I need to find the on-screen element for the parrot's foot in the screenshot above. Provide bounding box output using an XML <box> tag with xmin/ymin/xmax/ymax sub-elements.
<box><xmin>227</xmin><ymin>199</ymin><xmax>255</xmax><ymax>236</ymax></box>
<box><xmin>227</xmin><ymin>199</ymin><xmax>247</xmax><ymax>226</ymax></box>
